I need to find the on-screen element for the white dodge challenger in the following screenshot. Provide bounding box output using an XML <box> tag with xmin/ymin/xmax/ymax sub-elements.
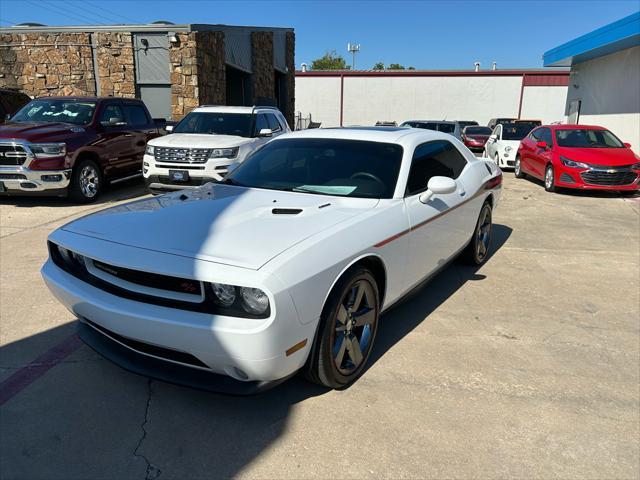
<box><xmin>42</xmin><ymin>127</ymin><xmax>502</xmax><ymax>393</ymax></box>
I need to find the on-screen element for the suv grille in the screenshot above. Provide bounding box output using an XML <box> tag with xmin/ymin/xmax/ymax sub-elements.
<box><xmin>580</xmin><ymin>170</ymin><xmax>637</xmax><ymax>186</ymax></box>
<box><xmin>154</xmin><ymin>147</ymin><xmax>212</xmax><ymax>164</ymax></box>
<box><xmin>0</xmin><ymin>144</ymin><xmax>29</xmax><ymax>166</ymax></box>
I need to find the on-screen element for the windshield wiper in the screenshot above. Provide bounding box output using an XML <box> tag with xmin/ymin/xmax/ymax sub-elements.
<box><xmin>219</xmin><ymin>178</ymin><xmax>245</xmax><ymax>187</ymax></box>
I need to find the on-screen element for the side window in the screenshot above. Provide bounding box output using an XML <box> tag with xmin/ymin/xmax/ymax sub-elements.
<box><xmin>123</xmin><ymin>105</ymin><xmax>149</xmax><ymax>126</ymax></box>
<box><xmin>255</xmin><ymin>114</ymin><xmax>269</xmax><ymax>134</ymax></box>
<box><xmin>406</xmin><ymin>141</ymin><xmax>468</xmax><ymax>196</ymax></box>
<box><xmin>99</xmin><ymin>104</ymin><xmax>124</xmax><ymax>124</ymax></box>
<box><xmin>530</xmin><ymin>128</ymin><xmax>542</xmax><ymax>141</ymax></box>
<box><xmin>0</xmin><ymin>101</ymin><xmax>6</xmax><ymax>118</ymax></box>
<box><xmin>540</xmin><ymin>128</ymin><xmax>553</xmax><ymax>146</ymax></box>
<box><xmin>266</xmin><ymin>113</ymin><xmax>282</xmax><ymax>132</ymax></box>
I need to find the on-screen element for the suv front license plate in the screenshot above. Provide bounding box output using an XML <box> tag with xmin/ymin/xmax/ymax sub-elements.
<box><xmin>169</xmin><ymin>170</ymin><xmax>189</xmax><ymax>182</ymax></box>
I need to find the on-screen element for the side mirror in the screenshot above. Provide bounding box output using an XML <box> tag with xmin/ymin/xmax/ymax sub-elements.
<box><xmin>101</xmin><ymin>117</ymin><xmax>125</xmax><ymax>127</ymax></box>
<box><xmin>489</xmin><ymin>134</ymin><xmax>497</xmax><ymax>141</ymax></box>
<box><xmin>165</xmin><ymin>125</ymin><xmax>173</xmax><ymax>133</ymax></box>
<box><xmin>258</xmin><ymin>128</ymin><xmax>273</xmax><ymax>138</ymax></box>
<box><xmin>536</xmin><ymin>141</ymin><xmax>548</xmax><ymax>149</ymax></box>
<box><xmin>624</xmin><ymin>142</ymin><xmax>632</xmax><ymax>148</ymax></box>
<box><xmin>419</xmin><ymin>176</ymin><xmax>457</xmax><ymax>204</ymax></box>
<box><xmin>5</xmin><ymin>113</ymin><xmax>11</xmax><ymax>121</ymax></box>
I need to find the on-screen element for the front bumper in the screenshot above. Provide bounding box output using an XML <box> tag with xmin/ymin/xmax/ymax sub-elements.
<box><xmin>0</xmin><ymin>166</ymin><xmax>71</xmax><ymax>193</ymax></box>
<box><xmin>41</xmin><ymin>258</ymin><xmax>316</xmax><ymax>387</ymax></box>
<box><xmin>556</xmin><ymin>166</ymin><xmax>640</xmax><ymax>191</ymax></box>
<box><xmin>143</xmin><ymin>153</ymin><xmax>237</xmax><ymax>193</ymax></box>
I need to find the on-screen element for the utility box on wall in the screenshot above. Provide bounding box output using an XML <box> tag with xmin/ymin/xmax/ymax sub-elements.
<box><xmin>0</xmin><ymin>23</ymin><xmax>295</xmax><ymax>126</ymax></box>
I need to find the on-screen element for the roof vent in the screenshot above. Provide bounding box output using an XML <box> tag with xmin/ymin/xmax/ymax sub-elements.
<box><xmin>272</xmin><ymin>208</ymin><xmax>302</xmax><ymax>215</ymax></box>
<box><xmin>151</xmin><ymin>20</ymin><xmax>175</xmax><ymax>25</ymax></box>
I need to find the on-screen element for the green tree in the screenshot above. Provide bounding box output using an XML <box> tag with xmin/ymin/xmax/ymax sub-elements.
<box><xmin>388</xmin><ymin>63</ymin><xmax>405</xmax><ymax>70</ymax></box>
<box><xmin>408</xmin><ymin>66</ymin><xmax>416</xmax><ymax>70</ymax></box>
<box><xmin>373</xmin><ymin>61</ymin><xmax>385</xmax><ymax>70</ymax></box>
<box><xmin>311</xmin><ymin>50</ymin><xmax>350</xmax><ymax>70</ymax></box>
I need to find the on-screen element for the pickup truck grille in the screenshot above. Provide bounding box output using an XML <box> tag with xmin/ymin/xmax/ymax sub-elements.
<box><xmin>154</xmin><ymin>147</ymin><xmax>212</xmax><ymax>164</ymax></box>
<box><xmin>0</xmin><ymin>144</ymin><xmax>29</xmax><ymax>166</ymax></box>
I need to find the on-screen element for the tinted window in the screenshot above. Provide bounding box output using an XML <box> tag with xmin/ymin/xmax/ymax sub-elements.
<box><xmin>11</xmin><ymin>99</ymin><xmax>96</xmax><ymax>125</ymax></box>
<box><xmin>99</xmin><ymin>104</ymin><xmax>125</xmax><ymax>124</ymax></box>
<box><xmin>173</xmin><ymin>112</ymin><xmax>254</xmax><ymax>137</ymax></box>
<box><xmin>437</xmin><ymin>123</ymin><xmax>455</xmax><ymax>134</ymax></box>
<box><xmin>464</xmin><ymin>126</ymin><xmax>492</xmax><ymax>135</ymax></box>
<box><xmin>539</xmin><ymin>128</ymin><xmax>553</xmax><ymax>146</ymax></box>
<box><xmin>267</xmin><ymin>113</ymin><xmax>282</xmax><ymax>132</ymax></box>
<box><xmin>226</xmin><ymin>138</ymin><xmax>404</xmax><ymax>199</ymax></box>
<box><xmin>0</xmin><ymin>102</ymin><xmax>5</xmax><ymax>117</ymax></box>
<box><xmin>502</xmin><ymin>124</ymin><xmax>533</xmax><ymax>141</ymax></box>
<box><xmin>406</xmin><ymin>140</ymin><xmax>468</xmax><ymax>195</ymax></box>
<box><xmin>555</xmin><ymin>128</ymin><xmax>624</xmax><ymax>148</ymax></box>
<box><xmin>124</xmin><ymin>105</ymin><xmax>149</xmax><ymax>126</ymax></box>
<box><xmin>255</xmin><ymin>114</ymin><xmax>269</xmax><ymax>133</ymax></box>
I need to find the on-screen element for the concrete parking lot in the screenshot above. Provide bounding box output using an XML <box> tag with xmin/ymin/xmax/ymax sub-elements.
<box><xmin>1</xmin><ymin>176</ymin><xmax>639</xmax><ymax>479</ymax></box>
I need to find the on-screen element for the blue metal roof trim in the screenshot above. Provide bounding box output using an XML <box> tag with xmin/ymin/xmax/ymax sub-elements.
<box><xmin>543</xmin><ymin>12</ymin><xmax>640</xmax><ymax>67</ymax></box>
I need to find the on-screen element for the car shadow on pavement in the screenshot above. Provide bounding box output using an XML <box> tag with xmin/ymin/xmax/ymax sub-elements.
<box><xmin>0</xmin><ymin>178</ymin><xmax>148</xmax><ymax>208</ymax></box>
<box><xmin>366</xmin><ymin>223</ymin><xmax>513</xmax><ymax>372</ymax></box>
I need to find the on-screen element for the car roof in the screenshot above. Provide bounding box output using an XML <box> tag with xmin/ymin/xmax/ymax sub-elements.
<box><xmin>274</xmin><ymin>126</ymin><xmax>450</xmax><ymax>144</ymax></box>
<box><xmin>546</xmin><ymin>124</ymin><xmax>607</xmax><ymax>130</ymax></box>
<box><xmin>192</xmin><ymin>105</ymin><xmax>281</xmax><ymax>114</ymax></box>
<box><xmin>28</xmin><ymin>96</ymin><xmax>142</xmax><ymax>102</ymax></box>
<box><xmin>403</xmin><ymin>120</ymin><xmax>456</xmax><ymax>125</ymax></box>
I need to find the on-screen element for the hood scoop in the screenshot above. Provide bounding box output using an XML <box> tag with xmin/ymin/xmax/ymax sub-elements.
<box><xmin>272</xmin><ymin>208</ymin><xmax>303</xmax><ymax>215</ymax></box>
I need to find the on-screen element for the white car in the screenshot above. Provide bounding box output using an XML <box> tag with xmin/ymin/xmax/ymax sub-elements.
<box><xmin>42</xmin><ymin>127</ymin><xmax>502</xmax><ymax>392</ymax></box>
<box><xmin>483</xmin><ymin>123</ymin><xmax>533</xmax><ymax>169</ymax></box>
<box><xmin>143</xmin><ymin>105</ymin><xmax>290</xmax><ymax>194</ymax></box>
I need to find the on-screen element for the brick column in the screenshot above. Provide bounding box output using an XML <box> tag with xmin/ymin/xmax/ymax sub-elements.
<box><xmin>251</xmin><ymin>31</ymin><xmax>275</xmax><ymax>105</ymax></box>
<box><xmin>195</xmin><ymin>31</ymin><xmax>226</xmax><ymax>106</ymax></box>
<box><xmin>285</xmin><ymin>31</ymin><xmax>295</xmax><ymax>128</ymax></box>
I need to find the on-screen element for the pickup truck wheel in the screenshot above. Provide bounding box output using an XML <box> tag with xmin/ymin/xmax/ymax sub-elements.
<box><xmin>305</xmin><ymin>268</ymin><xmax>380</xmax><ymax>389</ymax></box>
<box><xmin>69</xmin><ymin>159</ymin><xmax>102</xmax><ymax>203</ymax></box>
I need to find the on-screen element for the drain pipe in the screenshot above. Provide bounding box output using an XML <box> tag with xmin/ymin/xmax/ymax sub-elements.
<box><xmin>90</xmin><ymin>33</ymin><xmax>101</xmax><ymax>96</ymax></box>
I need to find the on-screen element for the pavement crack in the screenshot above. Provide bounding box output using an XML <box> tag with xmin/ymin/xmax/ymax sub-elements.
<box><xmin>133</xmin><ymin>379</ymin><xmax>162</xmax><ymax>480</ymax></box>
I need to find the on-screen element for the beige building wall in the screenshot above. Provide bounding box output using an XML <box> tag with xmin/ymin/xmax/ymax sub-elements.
<box><xmin>565</xmin><ymin>45</ymin><xmax>640</xmax><ymax>152</ymax></box>
<box><xmin>520</xmin><ymin>85</ymin><xmax>568</xmax><ymax>123</ymax></box>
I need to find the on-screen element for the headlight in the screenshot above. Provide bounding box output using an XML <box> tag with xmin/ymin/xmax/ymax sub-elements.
<box><xmin>210</xmin><ymin>147</ymin><xmax>239</xmax><ymax>159</ymax></box>
<box><xmin>29</xmin><ymin>143</ymin><xmax>66</xmax><ymax>158</ymax></box>
<box><xmin>145</xmin><ymin>144</ymin><xmax>155</xmax><ymax>156</ymax></box>
<box><xmin>504</xmin><ymin>146</ymin><xmax>513</xmax><ymax>152</ymax></box>
<box><xmin>631</xmin><ymin>162</ymin><xmax>640</xmax><ymax>170</ymax></box>
<box><xmin>240</xmin><ymin>287</ymin><xmax>270</xmax><ymax>315</ymax></box>
<box><xmin>561</xmin><ymin>156</ymin><xmax>589</xmax><ymax>169</ymax></box>
<box><xmin>206</xmin><ymin>282</ymin><xmax>270</xmax><ymax>318</ymax></box>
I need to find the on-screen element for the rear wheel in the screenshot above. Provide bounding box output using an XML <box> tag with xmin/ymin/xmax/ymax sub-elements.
<box><xmin>514</xmin><ymin>155</ymin><xmax>525</xmax><ymax>178</ymax></box>
<box><xmin>69</xmin><ymin>159</ymin><xmax>102</xmax><ymax>203</ymax></box>
<box><xmin>305</xmin><ymin>268</ymin><xmax>380</xmax><ymax>389</ymax></box>
<box><xmin>544</xmin><ymin>164</ymin><xmax>557</xmax><ymax>193</ymax></box>
<box><xmin>462</xmin><ymin>202</ymin><xmax>492</xmax><ymax>265</ymax></box>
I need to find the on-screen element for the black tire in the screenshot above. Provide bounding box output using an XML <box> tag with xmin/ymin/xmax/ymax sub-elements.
<box><xmin>69</xmin><ymin>159</ymin><xmax>103</xmax><ymax>203</ymax></box>
<box><xmin>544</xmin><ymin>164</ymin><xmax>557</xmax><ymax>193</ymax></box>
<box><xmin>514</xmin><ymin>155</ymin><xmax>525</xmax><ymax>178</ymax></box>
<box><xmin>462</xmin><ymin>202</ymin><xmax>492</xmax><ymax>265</ymax></box>
<box><xmin>305</xmin><ymin>268</ymin><xmax>380</xmax><ymax>389</ymax></box>
<box><xmin>619</xmin><ymin>190</ymin><xmax>638</xmax><ymax>197</ymax></box>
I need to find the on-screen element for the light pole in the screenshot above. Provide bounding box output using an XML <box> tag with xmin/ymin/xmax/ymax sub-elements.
<box><xmin>347</xmin><ymin>43</ymin><xmax>360</xmax><ymax>70</ymax></box>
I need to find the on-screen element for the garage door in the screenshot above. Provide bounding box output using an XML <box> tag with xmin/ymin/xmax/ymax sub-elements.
<box><xmin>133</xmin><ymin>33</ymin><xmax>171</xmax><ymax>119</ymax></box>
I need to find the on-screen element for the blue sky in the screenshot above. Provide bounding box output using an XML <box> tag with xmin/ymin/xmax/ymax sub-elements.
<box><xmin>1</xmin><ymin>0</ymin><xmax>638</xmax><ymax>69</ymax></box>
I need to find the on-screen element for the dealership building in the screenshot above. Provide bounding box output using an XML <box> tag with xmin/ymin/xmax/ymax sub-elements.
<box><xmin>0</xmin><ymin>22</ymin><xmax>295</xmax><ymax>125</ymax></box>
<box><xmin>294</xmin><ymin>68</ymin><xmax>569</xmax><ymax>128</ymax></box>
<box><xmin>544</xmin><ymin>12</ymin><xmax>640</xmax><ymax>151</ymax></box>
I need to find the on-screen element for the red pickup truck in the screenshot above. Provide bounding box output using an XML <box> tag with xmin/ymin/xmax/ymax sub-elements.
<box><xmin>0</xmin><ymin>97</ymin><xmax>164</xmax><ymax>202</ymax></box>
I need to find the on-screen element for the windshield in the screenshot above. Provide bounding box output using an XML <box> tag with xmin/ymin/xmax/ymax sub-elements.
<box><xmin>555</xmin><ymin>128</ymin><xmax>624</xmax><ymax>148</ymax></box>
<box><xmin>11</xmin><ymin>99</ymin><xmax>96</xmax><ymax>125</ymax></box>
<box><xmin>225</xmin><ymin>138</ymin><xmax>403</xmax><ymax>199</ymax></box>
<box><xmin>502</xmin><ymin>124</ymin><xmax>533</xmax><ymax>140</ymax></box>
<box><xmin>464</xmin><ymin>126</ymin><xmax>492</xmax><ymax>135</ymax></box>
<box><xmin>173</xmin><ymin>112</ymin><xmax>254</xmax><ymax>137</ymax></box>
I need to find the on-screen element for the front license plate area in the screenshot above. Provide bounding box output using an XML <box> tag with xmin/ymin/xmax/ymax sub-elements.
<box><xmin>169</xmin><ymin>170</ymin><xmax>189</xmax><ymax>182</ymax></box>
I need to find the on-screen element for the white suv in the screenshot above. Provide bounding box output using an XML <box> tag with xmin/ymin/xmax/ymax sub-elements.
<box><xmin>143</xmin><ymin>106</ymin><xmax>290</xmax><ymax>194</ymax></box>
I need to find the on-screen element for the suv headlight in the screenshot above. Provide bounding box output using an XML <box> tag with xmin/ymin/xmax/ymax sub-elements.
<box><xmin>29</xmin><ymin>143</ymin><xmax>66</xmax><ymax>158</ymax></box>
<box><xmin>561</xmin><ymin>156</ymin><xmax>589</xmax><ymax>169</ymax></box>
<box><xmin>208</xmin><ymin>282</ymin><xmax>270</xmax><ymax>317</ymax></box>
<box><xmin>210</xmin><ymin>147</ymin><xmax>239</xmax><ymax>159</ymax></box>
<box><xmin>145</xmin><ymin>144</ymin><xmax>155</xmax><ymax>156</ymax></box>
<box><xmin>631</xmin><ymin>162</ymin><xmax>640</xmax><ymax>170</ymax></box>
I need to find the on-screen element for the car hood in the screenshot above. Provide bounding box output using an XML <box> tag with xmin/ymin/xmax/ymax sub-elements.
<box><xmin>0</xmin><ymin>122</ymin><xmax>86</xmax><ymax>142</ymax></box>
<box><xmin>149</xmin><ymin>133</ymin><xmax>256</xmax><ymax>149</ymax></box>
<box><xmin>556</xmin><ymin>146</ymin><xmax>639</xmax><ymax>167</ymax></box>
<box><xmin>61</xmin><ymin>184</ymin><xmax>378</xmax><ymax>270</ymax></box>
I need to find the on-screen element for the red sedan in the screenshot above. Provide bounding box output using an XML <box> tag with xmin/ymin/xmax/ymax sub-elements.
<box><xmin>516</xmin><ymin>125</ymin><xmax>640</xmax><ymax>193</ymax></box>
<box><xmin>462</xmin><ymin>126</ymin><xmax>492</xmax><ymax>152</ymax></box>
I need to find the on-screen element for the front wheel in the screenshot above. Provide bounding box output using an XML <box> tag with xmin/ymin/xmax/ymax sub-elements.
<box><xmin>462</xmin><ymin>202</ymin><xmax>492</xmax><ymax>265</ymax></box>
<box><xmin>544</xmin><ymin>164</ymin><xmax>557</xmax><ymax>193</ymax></box>
<box><xmin>305</xmin><ymin>268</ymin><xmax>380</xmax><ymax>389</ymax></box>
<box><xmin>514</xmin><ymin>155</ymin><xmax>525</xmax><ymax>178</ymax></box>
<box><xmin>494</xmin><ymin>153</ymin><xmax>500</xmax><ymax>167</ymax></box>
<box><xmin>69</xmin><ymin>159</ymin><xmax>102</xmax><ymax>203</ymax></box>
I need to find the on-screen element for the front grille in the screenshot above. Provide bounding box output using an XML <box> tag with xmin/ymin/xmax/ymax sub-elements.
<box><xmin>156</xmin><ymin>175</ymin><xmax>213</xmax><ymax>187</ymax></box>
<box><xmin>84</xmin><ymin>319</ymin><xmax>210</xmax><ymax>369</ymax></box>
<box><xmin>581</xmin><ymin>170</ymin><xmax>637</xmax><ymax>186</ymax></box>
<box><xmin>0</xmin><ymin>144</ymin><xmax>29</xmax><ymax>166</ymax></box>
<box><xmin>154</xmin><ymin>147</ymin><xmax>212</xmax><ymax>164</ymax></box>
<box><xmin>0</xmin><ymin>173</ymin><xmax>27</xmax><ymax>180</ymax></box>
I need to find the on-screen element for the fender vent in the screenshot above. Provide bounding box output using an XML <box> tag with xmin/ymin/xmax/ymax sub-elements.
<box><xmin>272</xmin><ymin>208</ymin><xmax>302</xmax><ymax>215</ymax></box>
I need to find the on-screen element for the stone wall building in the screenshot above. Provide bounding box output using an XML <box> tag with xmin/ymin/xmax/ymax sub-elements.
<box><xmin>0</xmin><ymin>23</ymin><xmax>295</xmax><ymax>126</ymax></box>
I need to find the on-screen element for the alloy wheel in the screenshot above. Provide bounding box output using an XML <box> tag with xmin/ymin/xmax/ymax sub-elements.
<box><xmin>515</xmin><ymin>158</ymin><xmax>521</xmax><ymax>175</ymax></box>
<box><xmin>331</xmin><ymin>279</ymin><xmax>376</xmax><ymax>375</ymax></box>
<box><xmin>80</xmin><ymin>165</ymin><xmax>99</xmax><ymax>198</ymax></box>
<box><xmin>475</xmin><ymin>205</ymin><xmax>492</xmax><ymax>261</ymax></box>
<box><xmin>545</xmin><ymin>166</ymin><xmax>554</xmax><ymax>190</ymax></box>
